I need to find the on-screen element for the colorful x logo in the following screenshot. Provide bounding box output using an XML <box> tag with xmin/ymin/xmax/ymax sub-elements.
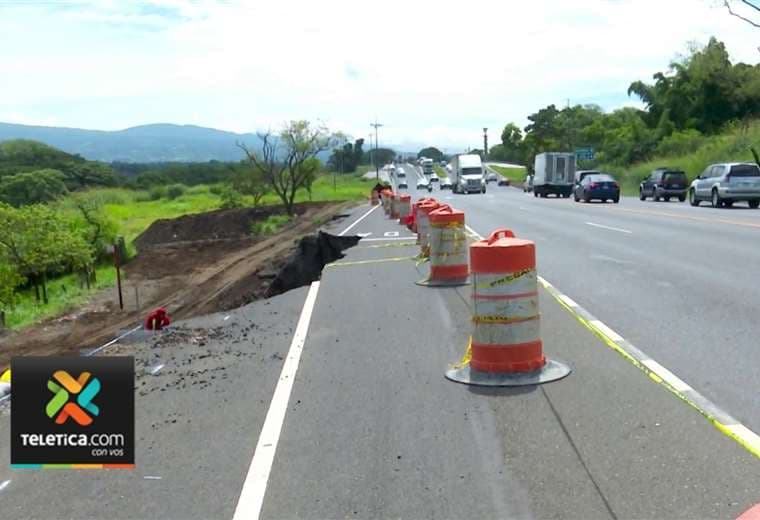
<box><xmin>46</xmin><ymin>370</ymin><xmax>100</xmax><ymax>426</ymax></box>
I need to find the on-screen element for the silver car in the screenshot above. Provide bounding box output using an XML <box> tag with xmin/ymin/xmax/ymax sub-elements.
<box><xmin>689</xmin><ymin>163</ymin><xmax>760</xmax><ymax>208</ymax></box>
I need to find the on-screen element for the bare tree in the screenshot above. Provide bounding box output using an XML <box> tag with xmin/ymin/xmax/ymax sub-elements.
<box><xmin>724</xmin><ymin>0</ymin><xmax>760</xmax><ymax>28</ymax></box>
<box><xmin>238</xmin><ymin>121</ymin><xmax>338</xmax><ymax>215</ymax></box>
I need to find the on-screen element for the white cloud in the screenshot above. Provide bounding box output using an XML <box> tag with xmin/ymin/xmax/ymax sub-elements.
<box><xmin>0</xmin><ymin>0</ymin><xmax>758</xmax><ymax>150</ymax></box>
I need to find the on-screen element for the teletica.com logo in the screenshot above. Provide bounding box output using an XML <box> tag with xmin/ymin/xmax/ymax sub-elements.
<box><xmin>46</xmin><ymin>370</ymin><xmax>101</xmax><ymax>426</ymax></box>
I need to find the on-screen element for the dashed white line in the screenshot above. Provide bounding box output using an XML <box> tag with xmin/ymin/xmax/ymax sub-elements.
<box><xmin>360</xmin><ymin>236</ymin><xmax>417</xmax><ymax>242</ymax></box>
<box><xmin>232</xmin><ymin>281</ymin><xmax>321</xmax><ymax>520</ymax></box>
<box><xmin>0</xmin><ymin>480</ymin><xmax>10</xmax><ymax>492</ymax></box>
<box><xmin>338</xmin><ymin>204</ymin><xmax>380</xmax><ymax>236</ymax></box>
<box><xmin>585</xmin><ymin>222</ymin><xmax>632</xmax><ymax>234</ymax></box>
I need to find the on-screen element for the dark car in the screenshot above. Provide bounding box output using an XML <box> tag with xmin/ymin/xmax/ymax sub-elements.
<box><xmin>397</xmin><ymin>180</ymin><xmax>408</xmax><ymax>189</ymax></box>
<box><xmin>574</xmin><ymin>173</ymin><xmax>620</xmax><ymax>203</ymax></box>
<box><xmin>498</xmin><ymin>178</ymin><xmax>511</xmax><ymax>187</ymax></box>
<box><xmin>639</xmin><ymin>168</ymin><xmax>688</xmax><ymax>202</ymax></box>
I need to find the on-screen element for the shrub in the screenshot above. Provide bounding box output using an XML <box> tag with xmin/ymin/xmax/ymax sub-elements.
<box><xmin>149</xmin><ymin>186</ymin><xmax>166</xmax><ymax>200</ymax></box>
<box><xmin>251</xmin><ymin>214</ymin><xmax>292</xmax><ymax>236</ymax></box>
<box><xmin>166</xmin><ymin>184</ymin><xmax>186</xmax><ymax>200</ymax></box>
<box><xmin>209</xmin><ymin>184</ymin><xmax>224</xmax><ymax>195</ymax></box>
<box><xmin>220</xmin><ymin>185</ymin><xmax>245</xmax><ymax>209</ymax></box>
<box><xmin>654</xmin><ymin>129</ymin><xmax>705</xmax><ymax>157</ymax></box>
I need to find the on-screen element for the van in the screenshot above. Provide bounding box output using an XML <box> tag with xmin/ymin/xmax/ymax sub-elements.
<box><xmin>533</xmin><ymin>152</ymin><xmax>575</xmax><ymax>198</ymax></box>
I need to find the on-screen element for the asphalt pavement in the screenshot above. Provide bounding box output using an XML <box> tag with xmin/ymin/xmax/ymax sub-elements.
<box><xmin>1</xmin><ymin>176</ymin><xmax>759</xmax><ymax>519</ymax></box>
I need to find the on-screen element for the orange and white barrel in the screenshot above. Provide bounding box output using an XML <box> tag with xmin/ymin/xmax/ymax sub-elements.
<box><xmin>397</xmin><ymin>194</ymin><xmax>412</xmax><ymax>223</ymax></box>
<box><xmin>417</xmin><ymin>205</ymin><xmax>469</xmax><ymax>286</ymax></box>
<box><xmin>390</xmin><ymin>193</ymin><xmax>400</xmax><ymax>219</ymax></box>
<box><xmin>416</xmin><ymin>199</ymin><xmax>440</xmax><ymax>253</ymax></box>
<box><xmin>445</xmin><ymin>228</ymin><xmax>571</xmax><ymax>386</ymax></box>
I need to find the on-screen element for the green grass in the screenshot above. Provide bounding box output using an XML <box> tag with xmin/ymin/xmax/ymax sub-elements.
<box><xmin>489</xmin><ymin>165</ymin><xmax>527</xmax><ymax>184</ymax></box>
<box><xmin>6</xmin><ymin>264</ymin><xmax>116</xmax><ymax>329</ymax></box>
<box><xmin>600</xmin><ymin>120</ymin><xmax>760</xmax><ymax>196</ymax></box>
<box><xmin>251</xmin><ymin>214</ymin><xmax>293</xmax><ymax>236</ymax></box>
<box><xmin>433</xmin><ymin>165</ymin><xmax>447</xmax><ymax>178</ymax></box>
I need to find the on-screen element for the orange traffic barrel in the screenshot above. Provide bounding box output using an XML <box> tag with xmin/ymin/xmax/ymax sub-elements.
<box><xmin>416</xmin><ymin>205</ymin><xmax>469</xmax><ymax>287</ymax></box>
<box><xmin>416</xmin><ymin>199</ymin><xmax>440</xmax><ymax>254</ymax></box>
<box><xmin>445</xmin><ymin>229</ymin><xmax>570</xmax><ymax>386</ymax></box>
<box><xmin>397</xmin><ymin>194</ymin><xmax>412</xmax><ymax>223</ymax></box>
<box><xmin>390</xmin><ymin>193</ymin><xmax>400</xmax><ymax>219</ymax></box>
<box><xmin>412</xmin><ymin>197</ymin><xmax>436</xmax><ymax>237</ymax></box>
<box><xmin>381</xmin><ymin>189</ymin><xmax>393</xmax><ymax>215</ymax></box>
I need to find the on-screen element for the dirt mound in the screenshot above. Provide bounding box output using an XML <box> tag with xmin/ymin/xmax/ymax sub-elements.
<box><xmin>134</xmin><ymin>202</ymin><xmax>326</xmax><ymax>249</ymax></box>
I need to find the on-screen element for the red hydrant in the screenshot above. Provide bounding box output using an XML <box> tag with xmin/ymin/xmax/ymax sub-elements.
<box><xmin>145</xmin><ymin>307</ymin><xmax>171</xmax><ymax>331</ymax></box>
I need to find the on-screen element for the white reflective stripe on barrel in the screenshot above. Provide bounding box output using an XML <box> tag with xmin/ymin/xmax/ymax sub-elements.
<box><xmin>418</xmin><ymin>213</ymin><xmax>430</xmax><ymax>247</ymax></box>
<box><xmin>430</xmin><ymin>226</ymin><xmax>468</xmax><ymax>267</ymax></box>
<box><xmin>472</xmin><ymin>318</ymin><xmax>541</xmax><ymax>346</ymax></box>
<box><xmin>473</xmin><ymin>270</ymin><xmax>537</xmax><ymax>297</ymax></box>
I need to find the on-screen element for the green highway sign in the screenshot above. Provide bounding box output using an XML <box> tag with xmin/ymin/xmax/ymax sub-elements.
<box><xmin>576</xmin><ymin>147</ymin><xmax>595</xmax><ymax>161</ymax></box>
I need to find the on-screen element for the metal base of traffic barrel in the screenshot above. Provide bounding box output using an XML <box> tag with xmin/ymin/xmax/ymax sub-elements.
<box><xmin>445</xmin><ymin>359</ymin><xmax>571</xmax><ymax>387</ymax></box>
<box><xmin>415</xmin><ymin>276</ymin><xmax>470</xmax><ymax>287</ymax></box>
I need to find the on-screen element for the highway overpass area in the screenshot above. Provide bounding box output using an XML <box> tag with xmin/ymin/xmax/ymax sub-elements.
<box><xmin>1</xmin><ymin>165</ymin><xmax>759</xmax><ymax>519</ymax></box>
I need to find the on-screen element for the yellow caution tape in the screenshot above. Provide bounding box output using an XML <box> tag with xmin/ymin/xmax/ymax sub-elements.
<box><xmin>325</xmin><ymin>256</ymin><xmax>415</xmax><ymax>268</ymax></box>
<box><xmin>451</xmin><ymin>337</ymin><xmax>472</xmax><ymax>369</ymax></box>
<box><xmin>430</xmin><ymin>221</ymin><xmax>465</xmax><ymax>229</ymax></box>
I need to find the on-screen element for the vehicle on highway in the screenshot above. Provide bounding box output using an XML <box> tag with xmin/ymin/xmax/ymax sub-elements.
<box><xmin>439</xmin><ymin>177</ymin><xmax>453</xmax><ymax>189</ymax></box>
<box><xmin>445</xmin><ymin>164</ymin><xmax>452</xmax><ymax>173</ymax></box>
<box><xmin>523</xmin><ymin>174</ymin><xmax>533</xmax><ymax>192</ymax></box>
<box><xmin>440</xmin><ymin>160</ymin><xmax>447</xmax><ymax>167</ymax></box>
<box><xmin>421</xmin><ymin>158</ymin><xmax>434</xmax><ymax>176</ymax></box>
<box><xmin>486</xmin><ymin>171</ymin><xmax>498</xmax><ymax>183</ymax></box>
<box><xmin>451</xmin><ymin>153</ymin><xmax>486</xmax><ymax>194</ymax></box>
<box><xmin>533</xmin><ymin>152</ymin><xmax>575</xmax><ymax>198</ymax></box>
<box><xmin>575</xmin><ymin>169</ymin><xmax>601</xmax><ymax>185</ymax></box>
<box><xmin>396</xmin><ymin>170</ymin><xmax>406</xmax><ymax>179</ymax></box>
<box><xmin>639</xmin><ymin>168</ymin><xmax>688</xmax><ymax>202</ymax></box>
<box><xmin>397</xmin><ymin>179</ymin><xmax>408</xmax><ymax>189</ymax></box>
<box><xmin>416</xmin><ymin>179</ymin><xmax>429</xmax><ymax>190</ymax></box>
<box><xmin>573</xmin><ymin>173</ymin><xmax>620</xmax><ymax>203</ymax></box>
<box><xmin>498</xmin><ymin>178</ymin><xmax>510</xmax><ymax>186</ymax></box>
<box><xmin>430</xmin><ymin>175</ymin><xmax>438</xmax><ymax>182</ymax></box>
<box><xmin>689</xmin><ymin>162</ymin><xmax>760</xmax><ymax>208</ymax></box>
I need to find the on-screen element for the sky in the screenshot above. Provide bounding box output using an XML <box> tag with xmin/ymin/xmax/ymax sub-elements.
<box><xmin>0</xmin><ymin>0</ymin><xmax>758</xmax><ymax>152</ymax></box>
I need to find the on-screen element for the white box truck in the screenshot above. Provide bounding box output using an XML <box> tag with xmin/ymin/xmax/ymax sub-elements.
<box><xmin>451</xmin><ymin>154</ymin><xmax>486</xmax><ymax>194</ymax></box>
<box><xmin>421</xmin><ymin>158</ymin><xmax>434</xmax><ymax>176</ymax></box>
<box><xmin>533</xmin><ymin>152</ymin><xmax>575</xmax><ymax>198</ymax></box>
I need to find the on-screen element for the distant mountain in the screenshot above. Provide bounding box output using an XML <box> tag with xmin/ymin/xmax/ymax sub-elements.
<box><xmin>0</xmin><ymin>122</ymin><xmax>265</xmax><ymax>163</ymax></box>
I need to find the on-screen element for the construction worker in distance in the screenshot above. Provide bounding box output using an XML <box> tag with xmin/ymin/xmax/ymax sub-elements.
<box><xmin>145</xmin><ymin>307</ymin><xmax>171</xmax><ymax>331</ymax></box>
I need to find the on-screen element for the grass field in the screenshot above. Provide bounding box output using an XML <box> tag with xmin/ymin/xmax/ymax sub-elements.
<box><xmin>433</xmin><ymin>165</ymin><xmax>447</xmax><ymax>178</ymax></box>
<box><xmin>6</xmin><ymin>264</ymin><xmax>116</xmax><ymax>329</ymax></box>
<box><xmin>4</xmin><ymin>172</ymin><xmax>370</xmax><ymax>330</ymax></box>
<box><xmin>489</xmin><ymin>165</ymin><xmax>527</xmax><ymax>184</ymax></box>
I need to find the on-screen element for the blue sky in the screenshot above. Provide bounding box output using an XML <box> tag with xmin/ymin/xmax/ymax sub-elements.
<box><xmin>0</xmin><ymin>0</ymin><xmax>758</xmax><ymax>151</ymax></box>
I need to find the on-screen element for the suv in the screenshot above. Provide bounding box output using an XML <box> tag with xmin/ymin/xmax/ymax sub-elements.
<box><xmin>640</xmin><ymin>168</ymin><xmax>688</xmax><ymax>202</ymax></box>
<box><xmin>689</xmin><ymin>163</ymin><xmax>760</xmax><ymax>208</ymax></box>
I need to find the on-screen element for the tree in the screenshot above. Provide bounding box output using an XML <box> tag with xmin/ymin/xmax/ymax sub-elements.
<box><xmin>238</xmin><ymin>120</ymin><xmax>338</xmax><ymax>215</ymax></box>
<box><xmin>63</xmin><ymin>161</ymin><xmax>116</xmax><ymax>189</ymax></box>
<box><xmin>0</xmin><ymin>169</ymin><xmax>69</xmax><ymax>206</ymax></box>
<box><xmin>417</xmin><ymin>147</ymin><xmax>444</xmax><ymax>162</ymax></box>
<box><xmin>723</xmin><ymin>0</ymin><xmax>760</xmax><ymax>28</ymax></box>
<box><xmin>0</xmin><ymin>260</ymin><xmax>24</xmax><ymax>323</ymax></box>
<box><xmin>499</xmin><ymin>123</ymin><xmax>526</xmax><ymax>163</ymax></box>
<box><xmin>230</xmin><ymin>163</ymin><xmax>269</xmax><ymax>206</ymax></box>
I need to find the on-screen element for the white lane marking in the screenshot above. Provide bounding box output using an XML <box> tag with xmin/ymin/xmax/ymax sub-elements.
<box><xmin>641</xmin><ymin>359</ymin><xmax>692</xmax><ymax>392</ymax></box>
<box><xmin>589</xmin><ymin>320</ymin><xmax>624</xmax><ymax>342</ymax></box>
<box><xmin>357</xmin><ymin>232</ymin><xmax>372</xmax><ymax>237</ymax></box>
<box><xmin>338</xmin><ymin>204</ymin><xmax>380</xmax><ymax>236</ymax></box>
<box><xmin>143</xmin><ymin>475</ymin><xmax>162</xmax><ymax>480</ymax></box>
<box><xmin>465</xmin><ymin>224</ymin><xmax>483</xmax><ymax>240</ymax></box>
<box><xmin>150</xmin><ymin>364</ymin><xmax>165</xmax><ymax>375</ymax></box>
<box><xmin>384</xmin><ymin>231</ymin><xmax>399</xmax><ymax>237</ymax></box>
<box><xmin>223</xmin><ymin>315</ymin><xmax>231</xmax><ymax>321</ymax></box>
<box><xmin>0</xmin><ymin>480</ymin><xmax>10</xmax><ymax>492</ymax></box>
<box><xmin>558</xmin><ymin>294</ymin><xmax>579</xmax><ymax>308</ymax></box>
<box><xmin>585</xmin><ymin>222</ymin><xmax>632</xmax><ymax>234</ymax></box>
<box><xmin>233</xmin><ymin>281</ymin><xmax>321</xmax><ymax>520</ymax></box>
<box><xmin>360</xmin><ymin>236</ymin><xmax>416</xmax><ymax>242</ymax></box>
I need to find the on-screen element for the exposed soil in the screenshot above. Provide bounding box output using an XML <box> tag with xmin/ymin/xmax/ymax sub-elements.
<box><xmin>0</xmin><ymin>201</ymin><xmax>357</xmax><ymax>369</ymax></box>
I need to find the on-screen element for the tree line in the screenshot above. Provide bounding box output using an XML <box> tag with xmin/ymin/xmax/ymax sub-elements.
<box><xmin>488</xmin><ymin>38</ymin><xmax>760</xmax><ymax>170</ymax></box>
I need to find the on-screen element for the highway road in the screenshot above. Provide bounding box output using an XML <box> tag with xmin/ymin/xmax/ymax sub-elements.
<box><xmin>401</xmin><ymin>164</ymin><xmax>760</xmax><ymax>437</ymax></box>
<box><xmin>0</xmin><ymin>167</ymin><xmax>759</xmax><ymax>519</ymax></box>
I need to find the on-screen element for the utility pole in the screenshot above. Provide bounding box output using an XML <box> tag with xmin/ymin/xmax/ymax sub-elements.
<box><xmin>371</xmin><ymin>119</ymin><xmax>383</xmax><ymax>181</ymax></box>
<box><xmin>483</xmin><ymin>128</ymin><xmax>488</xmax><ymax>157</ymax></box>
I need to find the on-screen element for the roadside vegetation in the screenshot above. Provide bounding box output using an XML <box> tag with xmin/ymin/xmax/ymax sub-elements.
<box><xmin>488</xmin><ymin>165</ymin><xmax>527</xmax><ymax>184</ymax></box>
<box><xmin>0</xmin><ymin>121</ymin><xmax>377</xmax><ymax>330</ymax></box>
<box><xmin>483</xmin><ymin>38</ymin><xmax>760</xmax><ymax>194</ymax></box>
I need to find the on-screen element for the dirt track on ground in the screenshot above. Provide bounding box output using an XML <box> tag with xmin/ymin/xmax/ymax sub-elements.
<box><xmin>0</xmin><ymin>201</ymin><xmax>355</xmax><ymax>369</ymax></box>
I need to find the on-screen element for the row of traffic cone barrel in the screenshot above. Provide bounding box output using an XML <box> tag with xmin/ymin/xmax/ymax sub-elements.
<box><xmin>376</xmin><ymin>188</ymin><xmax>571</xmax><ymax>387</ymax></box>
